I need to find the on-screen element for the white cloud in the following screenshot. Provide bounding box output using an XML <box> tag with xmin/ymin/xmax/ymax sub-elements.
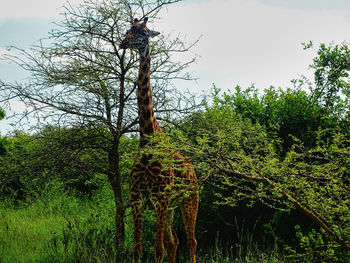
<box><xmin>0</xmin><ymin>0</ymin><xmax>84</xmax><ymax>21</ymax></box>
<box><xmin>156</xmin><ymin>0</ymin><xmax>350</xmax><ymax>91</ymax></box>
<box><xmin>0</xmin><ymin>47</ymin><xmax>11</xmax><ymax>57</ymax></box>
<box><xmin>2</xmin><ymin>0</ymin><xmax>350</xmax><ymax>93</ymax></box>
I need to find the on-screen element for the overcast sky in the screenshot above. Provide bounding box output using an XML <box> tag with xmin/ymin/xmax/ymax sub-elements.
<box><xmin>1</xmin><ymin>0</ymin><xmax>350</xmax><ymax>132</ymax></box>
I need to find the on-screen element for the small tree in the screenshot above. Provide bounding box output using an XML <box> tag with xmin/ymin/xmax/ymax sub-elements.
<box><xmin>0</xmin><ymin>0</ymin><xmax>198</xmax><ymax>247</ymax></box>
<box><xmin>306</xmin><ymin>41</ymin><xmax>350</xmax><ymax>112</ymax></box>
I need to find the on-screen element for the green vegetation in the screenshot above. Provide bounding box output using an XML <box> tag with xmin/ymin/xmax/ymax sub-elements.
<box><xmin>0</xmin><ymin>173</ymin><xmax>286</xmax><ymax>262</ymax></box>
<box><xmin>0</xmin><ymin>183</ymin><xmax>287</xmax><ymax>262</ymax></box>
<box><xmin>0</xmin><ymin>182</ymin><xmax>120</xmax><ymax>263</ymax></box>
<box><xmin>0</xmin><ymin>108</ymin><xmax>4</xmax><ymax>120</ymax></box>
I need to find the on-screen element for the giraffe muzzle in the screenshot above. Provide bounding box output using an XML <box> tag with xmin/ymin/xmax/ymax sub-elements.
<box><xmin>119</xmin><ymin>41</ymin><xmax>127</xmax><ymax>49</ymax></box>
<box><xmin>119</xmin><ymin>37</ymin><xmax>131</xmax><ymax>49</ymax></box>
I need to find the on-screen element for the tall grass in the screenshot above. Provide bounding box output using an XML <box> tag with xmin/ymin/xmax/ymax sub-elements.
<box><xmin>0</xmin><ymin>181</ymin><xmax>118</xmax><ymax>262</ymax></box>
<box><xmin>0</xmin><ymin>182</ymin><xmax>287</xmax><ymax>263</ymax></box>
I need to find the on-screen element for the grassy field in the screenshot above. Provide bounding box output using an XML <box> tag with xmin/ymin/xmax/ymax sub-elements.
<box><xmin>0</xmin><ymin>201</ymin><xmax>284</xmax><ymax>263</ymax></box>
<box><xmin>0</xmin><ymin>184</ymin><xmax>311</xmax><ymax>263</ymax></box>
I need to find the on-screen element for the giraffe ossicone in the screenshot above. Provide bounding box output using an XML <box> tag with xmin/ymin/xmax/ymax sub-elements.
<box><xmin>120</xmin><ymin>18</ymin><xmax>199</xmax><ymax>263</ymax></box>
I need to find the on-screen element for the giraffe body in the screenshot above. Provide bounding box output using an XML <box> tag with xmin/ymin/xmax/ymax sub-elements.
<box><xmin>120</xmin><ymin>18</ymin><xmax>198</xmax><ymax>263</ymax></box>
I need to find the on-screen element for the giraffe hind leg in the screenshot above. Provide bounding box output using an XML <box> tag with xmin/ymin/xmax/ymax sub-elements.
<box><xmin>153</xmin><ymin>198</ymin><xmax>169</xmax><ymax>263</ymax></box>
<box><xmin>131</xmin><ymin>200</ymin><xmax>144</xmax><ymax>263</ymax></box>
<box><xmin>181</xmin><ymin>193</ymin><xmax>199</xmax><ymax>263</ymax></box>
<box><xmin>164</xmin><ymin>209</ymin><xmax>179</xmax><ymax>263</ymax></box>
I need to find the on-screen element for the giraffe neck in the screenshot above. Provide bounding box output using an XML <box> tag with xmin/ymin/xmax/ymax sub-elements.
<box><xmin>137</xmin><ymin>46</ymin><xmax>162</xmax><ymax>147</ymax></box>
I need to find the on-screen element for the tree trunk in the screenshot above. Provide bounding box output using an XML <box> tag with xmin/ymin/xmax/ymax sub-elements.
<box><xmin>108</xmin><ymin>141</ymin><xmax>125</xmax><ymax>247</ymax></box>
<box><xmin>114</xmin><ymin>186</ymin><xmax>125</xmax><ymax>247</ymax></box>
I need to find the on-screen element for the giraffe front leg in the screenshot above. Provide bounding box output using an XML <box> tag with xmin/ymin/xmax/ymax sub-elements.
<box><xmin>153</xmin><ymin>199</ymin><xmax>168</xmax><ymax>263</ymax></box>
<box><xmin>131</xmin><ymin>200</ymin><xmax>144</xmax><ymax>263</ymax></box>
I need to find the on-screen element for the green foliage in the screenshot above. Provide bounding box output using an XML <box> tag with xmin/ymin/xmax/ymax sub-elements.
<box><xmin>0</xmin><ymin>108</ymin><xmax>7</xmax><ymax>155</ymax></box>
<box><xmin>307</xmin><ymin>42</ymin><xmax>350</xmax><ymax>111</ymax></box>
<box><xmin>0</xmin><ymin>107</ymin><xmax>4</xmax><ymax>120</ymax></box>
<box><xmin>303</xmin><ymin>42</ymin><xmax>350</xmax><ymax>139</ymax></box>
<box><xmin>0</xmin><ymin>136</ymin><xmax>9</xmax><ymax>156</ymax></box>
<box><xmin>169</xmin><ymin>77</ymin><xmax>350</xmax><ymax>257</ymax></box>
<box><xmin>178</xmin><ymin>102</ymin><xmax>279</xmax><ymax>207</ymax></box>
<box><xmin>210</xmin><ymin>85</ymin><xmax>337</xmax><ymax>154</ymax></box>
<box><xmin>0</xmin><ymin>131</ymin><xmax>41</xmax><ymax>200</ymax></box>
<box><xmin>0</xmin><ymin>126</ymin><xmax>138</xmax><ymax>201</ymax></box>
<box><xmin>36</xmin><ymin>126</ymin><xmax>111</xmax><ymax>194</ymax></box>
<box><xmin>285</xmin><ymin>226</ymin><xmax>342</xmax><ymax>262</ymax></box>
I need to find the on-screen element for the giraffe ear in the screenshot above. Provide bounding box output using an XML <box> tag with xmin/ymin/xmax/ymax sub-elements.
<box><xmin>148</xmin><ymin>29</ymin><xmax>160</xmax><ymax>38</ymax></box>
<box><xmin>141</xmin><ymin>17</ymin><xmax>148</xmax><ymax>28</ymax></box>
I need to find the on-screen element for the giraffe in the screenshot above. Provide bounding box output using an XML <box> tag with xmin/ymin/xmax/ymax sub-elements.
<box><xmin>119</xmin><ymin>18</ymin><xmax>199</xmax><ymax>263</ymax></box>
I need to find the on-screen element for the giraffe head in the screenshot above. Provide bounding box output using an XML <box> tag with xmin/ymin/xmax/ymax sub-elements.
<box><xmin>119</xmin><ymin>17</ymin><xmax>160</xmax><ymax>51</ymax></box>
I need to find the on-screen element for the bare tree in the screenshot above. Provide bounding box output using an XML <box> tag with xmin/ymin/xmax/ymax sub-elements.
<box><xmin>0</xmin><ymin>0</ymin><xmax>199</xmax><ymax>247</ymax></box>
